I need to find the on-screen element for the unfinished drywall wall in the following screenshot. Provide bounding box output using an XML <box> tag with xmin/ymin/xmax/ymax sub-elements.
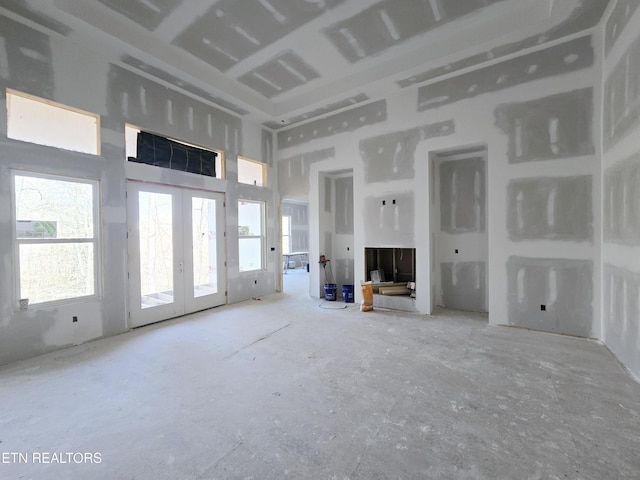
<box><xmin>107</xmin><ymin>65</ymin><xmax>242</xmax><ymax>153</ymax></box>
<box><xmin>278</xmin><ymin>29</ymin><xmax>600</xmax><ymax>328</ymax></box>
<box><xmin>495</xmin><ymin>88</ymin><xmax>594</xmax><ymax>163</ymax></box>
<box><xmin>316</xmin><ymin>171</ymin><xmax>354</xmax><ymax>296</ymax></box>
<box><xmin>441</xmin><ymin>262</ymin><xmax>486</xmax><ymax>313</ymax></box>
<box><xmin>0</xmin><ymin>0</ymin><xmax>71</xmax><ymax>36</ymax></box>
<box><xmin>277</xmin><ymin>100</ymin><xmax>387</xmax><ymax>149</ymax></box>
<box><xmin>363</xmin><ymin>192</ymin><xmax>414</xmax><ymax>247</ymax></box>
<box><xmin>325</xmin><ymin>0</ymin><xmax>502</xmax><ymax>63</ymax></box>
<box><xmin>418</xmin><ymin>36</ymin><xmax>594</xmax><ymax>111</ymax></box>
<box><xmin>121</xmin><ymin>55</ymin><xmax>250</xmax><ymax>116</ymax></box>
<box><xmin>0</xmin><ymin>13</ymin><xmax>279</xmax><ymax>365</ymax></box>
<box><xmin>602</xmin><ymin>2</ymin><xmax>640</xmax><ymax>379</ymax></box>
<box><xmin>431</xmin><ymin>150</ymin><xmax>488</xmax><ymax>313</ymax></box>
<box><xmin>0</xmin><ymin>20</ymin><xmax>125</xmax><ymax>365</ymax></box>
<box><xmin>360</xmin><ymin>120</ymin><xmax>454</xmax><ymax>184</ymax></box>
<box><xmin>604</xmin><ymin>264</ymin><xmax>640</xmax><ymax>374</ymax></box>
<box><xmin>507</xmin><ymin>176</ymin><xmax>593</xmax><ymax>241</ymax></box>
<box><xmin>439</xmin><ymin>157</ymin><xmax>485</xmax><ymax>234</ymax></box>
<box><xmin>264</xmin><ymin>94</ymin><xmax>370</xmax><ymax>130</ymax></box>
<box><xmin>603</xmin><ymin>32</ymin><xmax>640</xmax><ymax>150</ymax></box>
<box><xmin>277</xmin><ymin>147</ymin><xmax>335</xmax><ymax>198</ymax></box>
<box><xmin>282</xmin><ymin>201</ymin><xmax>309</xmax><ymax>255</ymax></box>
<box><xmin>262</xmin><ymin>129</ymin><xmax>274</xmax><ymax>167</ymax></box>
<box><xmin>507</xmin><ymin>257</ymin><xmax>593</xmax><ymax>337</ymax></box>
<box><xmin>0</xmin><ymin>15</ymin><xmax>55</xmax><ymax>99</ymax></box>
<box><xmin>604</xmin><ymin>153</ymin><xmax>640</xmax><ymax>244</ymax></box>
<box><xmin>334</xmin><ymin>176</ymin><xmax>353</xmax><ymax>235</ymax></box>
<box><xmin>173</xmin><ymin>0</ymin><xmax>344</xmax><ymax>72</ymax></box>
<box><xmin>333</xmin><ymin>174</ymin><xmax>355</xmax><ymax>291</ymax></box>
<box><xmin>238</xmin><ymin>51</ymin><xmax>320</xmax><ymax>98</ymax></box>
<box><xmin>605</xmin><ymin>0</ymin><xmax>640</xmax><ymax>55</ymax></box>
<box><xmin>399</xmin><ymin>0</ymin><xmax>608</xmax><ymax>89</ymax></box>
<box><xmin>98</xmin><ymin>0</ymin><xmax>181</xmax><ymax>30</ymax></box>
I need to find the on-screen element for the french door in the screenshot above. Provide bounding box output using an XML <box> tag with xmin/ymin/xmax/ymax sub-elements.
<box><xmin>127</xmin><ymin>181</ymin><xmax>226</xmax><ymax>328</ymax></box>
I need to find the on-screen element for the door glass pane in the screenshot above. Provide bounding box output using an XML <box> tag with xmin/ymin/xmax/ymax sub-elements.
<box><xmin>192</xmin><ymin>197</ymin><xmax>218</xmax><ymax>298</ymax></box>
<box><xmin>138</xmin><ymin>191</ymin><xmax>174</xmax><ymax>308</ymax></box>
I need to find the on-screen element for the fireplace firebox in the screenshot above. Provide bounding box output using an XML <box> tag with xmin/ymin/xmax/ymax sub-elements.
<box><xmin>364</xmin><ymin>247</ymin><xmax>415</xmax><ymax>284</ymax></box>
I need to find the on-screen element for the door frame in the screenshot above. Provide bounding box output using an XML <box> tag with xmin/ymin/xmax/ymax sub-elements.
<box><xmin>126</xmin><ymin>180</ymin><xmax>227</xmax><ymax>328</ymax></box>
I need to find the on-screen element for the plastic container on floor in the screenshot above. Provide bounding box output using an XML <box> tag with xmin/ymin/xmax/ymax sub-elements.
<box><xmin>324</xmin><ymin>283</ymin><xmax>337</xmax><ymax>301</ymax></box>
<box><xmin>342</xmin><ymin>285</ymin><xmax>354</xmax><ymax>303</ymax></box>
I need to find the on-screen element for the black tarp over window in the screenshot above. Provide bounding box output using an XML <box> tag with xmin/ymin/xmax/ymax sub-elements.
<box><xmin>129</xmin><ymin>131</ymin><xmax>217</xmax><ymax>177</ymax></box>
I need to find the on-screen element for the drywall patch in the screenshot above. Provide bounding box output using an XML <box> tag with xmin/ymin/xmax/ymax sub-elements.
<box><xmin>398</xmin><ymin>0</ymin><xmax>607</xmax><ymax>88</ymax></box>
<box><xmin>277</xmin><ymin>148</ymin><xmax>335</xmax><ymax>198</ymax></box>
<box><xmin>496</xmin><ymin>88</ymin><xmax>594</xmax><ymax>163</ymax></box>
<box><xmin>264</xmin><ymin>94</ymin><xmax>369</xmax><ymax>130</ymax></box>
<box><xmin>361</xmin><ymin>120</ymin><xmax>454</xmax><ymax>184</ymax></box>
<box><xmin>418</xmin><ymin>36</ymin><xmax>593</xmax><ymax>111</ymax></box>
<box><xmin>292</xmin><ymin>94</ymin><xmax>371</xmax><ymax>125</ymax></box>
<box><xmin>173</xmin><ymin>0</ymin><xmax>344</xmax><ymax>72</ymax></box>
<box><xmin>1</xmin><ymin>0</ymin><xmax>72</xmax><ymax>36</ymax></box>
<box><xmin>604</xmin><ymin>152</ymin><xmax>640</xmax><ymax>244</ymax></box>
<box><xmin>0</xmin><ymin>15</ymin><xmax>54</xmax><ymax>99</ymax></box>
<box><xmin>325</xmin><ymin>0</ymin><xmax>502</xmax><ymax>63</ymax></box>
<box><xmin>603</xmin><ymin>264</ymin><xmax>640</xmax><ymax>370</ymax></box>
<box><xmin>324</xmin><ymin>176</ymin><xmax>332</xmax><ymax>213</ymax></box>
<box><xmin>334</xmin><ymin>176</ymin><xmax>354</xmax><ymax>235</ymax></box>
<box><xmin>508</xmin><ymin>176</ymin><xmax>592</xmax><ymax>242</ymax></box>
<box><xmin>363</xmin><ymin>192</ymin><xmax>414</xmax><ymax>246</ymax></box>
<box><xmin>277</xmin><ymin>100</ymin><xmax>387</xmax><ymax>150</ymax></box>
<box><xmin>441</xmin><ymin>262</ymin><xmax>486</xmax><ymax>313</ymax></box>
<box><xmin>238</xmin><ymin>51</ymin><xmax>320</xmax><ymax>98</ymax></box>
<box><xmin>107</xmin><ymin>65</ymin><xmax>242</xmax><ymax>152</ymax></box>
<box><xmin>439</xmin><ymin>156</ymin><xmax>485</xmax><ymax>234</ymax></box>
<box><xmin>98</xmin><ymin>0</ymin><xmax>181</xmax><ymax>30</ymax></box>
<box><xmin>334</xmin><ymin>258</ymin><xmax>354</xmax><ymax>287</ymax></box>
<box><xmin>262</xmin><ymin>129</ymin><xmax>274</xmax><ymax>166</ymax></box>
<box><xmin>121</xmin><ymin>55</ymin><xmax>249</xmax><ymax>115</ymax></box>
<box><xmin>282</xmin><ymin>201</ymin><xmax>308</xmax><ymax>252</ymax></box>
<box><xmin>605</xmin><ymin>0</ymin><xmax>639</xmax><ymax>55</ymax></box>
<box><xmin>604</xmin><ymin>34</ymin><xmax>640</xmax><ymax>151</ymax></box>
<box><xmin>507</xmin><ymin>257</ymin><xmax>593</xmax><ymax>337</ymax></box>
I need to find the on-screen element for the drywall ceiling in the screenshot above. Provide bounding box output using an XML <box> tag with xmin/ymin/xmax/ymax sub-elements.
<box><xmin>0</xmin><ymin>0</ymin><xmax>611</xmax><ymax>128</ymax></box>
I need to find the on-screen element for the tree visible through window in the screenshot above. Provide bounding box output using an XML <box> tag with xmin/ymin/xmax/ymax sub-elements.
<box><xmin>13</xmin><ymin>173</ymin><xmax>99</xmax><ymax>306</ymax></box>
<box><xmin>238</xmin><ymin>200</ymin><xmax>265</xmax><ymax>272</ymax></box>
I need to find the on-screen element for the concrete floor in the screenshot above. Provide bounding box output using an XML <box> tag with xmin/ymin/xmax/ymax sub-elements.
<box><xmin>1</xmin><ymin>268</ymin><xmax>639</xmax><ymax>479</ymax></box>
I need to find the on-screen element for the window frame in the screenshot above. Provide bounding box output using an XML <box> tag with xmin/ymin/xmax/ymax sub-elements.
<box><xmin>237</xmin><ymin>156</ymin><xmax>266</xmax><ymax>187</ymax></box>
<box><xmin>6</xmin><ymin>88</ymin><xmax>101</xmax><ymax>155</ymax></box>
<box><xmin>12</xmin><ymin>170</ymin><xmax>102</xmax><ymax>310</ymax></box>
<box><xmin>238</xmin><ymin>200</ymin><xmax>266</xmax><ymax>273</ymax></box>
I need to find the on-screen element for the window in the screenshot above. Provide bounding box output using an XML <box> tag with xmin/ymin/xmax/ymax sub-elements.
<box><xmin>238</xmin><ymin>200</ymin><xmax>265</xmax><ymax>272</ymax></box>
<box><xmin>6</xmin><ymin>89</ymin><xmax>100</xmax><ymax>155</ymax></box>
<box><xmin>237</xmin><ymin>156</ymin><xmax>266</xmax><ymax>186</ymax></box>
<box><xmin>282</xmin><ymin>215</ymin><xmax>291</xmax><ymax>254</ymax></box>
<box><xmin>13</xmin><ymin>172</ymin><xmax>100</xmax><ymax>307</ymax></box>
<box><xmin>125</xmin><ymin>124</ymin><xmax>223</xmax><ymax>179</ymax></box>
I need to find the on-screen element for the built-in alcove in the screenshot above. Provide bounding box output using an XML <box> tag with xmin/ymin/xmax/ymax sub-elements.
<box><xmin>364</xmin><ymin>247</ymin><xmax>415</xmax><ymax>283</ymax></box>
<box><xmin>364</xmin><ymin>247</ymin><xmax>417</xmax><ymax>311</ymax></box>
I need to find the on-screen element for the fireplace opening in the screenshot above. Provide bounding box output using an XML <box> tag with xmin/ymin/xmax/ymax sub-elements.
<box><xmin>365</xmin><ymin>248</ymin><xmax>416</xmax><ymax>298</ymax></box>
